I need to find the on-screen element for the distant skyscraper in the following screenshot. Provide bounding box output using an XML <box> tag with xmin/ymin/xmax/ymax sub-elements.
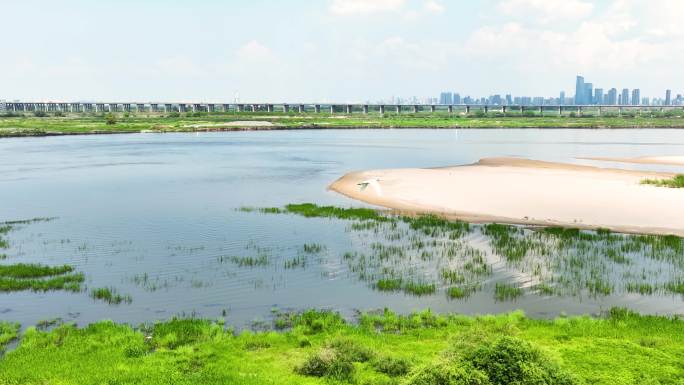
<box><xmin>439</xmin><ymin>92</ymin><xmax>453</xmax><ymax>105</ymax></box>
<box><xmin>665</xmin><ymin>90</ymin><xmax>672</xmax><ymax>105</ymax></box>
<box><xmin>574</xmin><ymin>76</ymin><xmax>585</xmax><ymax>105</ymax></box>
<box><xmin>621</xmin><ymin>88</ymin><xmax>630</xmax><ymax>105</ymax></box>
<box><xmin>631</xmin><ymin>89</ymin><xmax>640</xmax><ymax>105</ymax></box>
<box><xmin>607</xmin><ymin>88</ymin><xmax>617</xmax><ymax>105</ymax></box>
<box><xmin>560</xmin><ymin>91</ymin><xmax>565</xmax><ymax>105</ymax></box>
<box><xmin>453</xmin><ymin>93</ymin><xmax>461</xmax><ymax>104</ymax></box>
<box><xmin>594</xmin><ymin>88</ymin><xmax>604</xmax><ymax>104</ymax></box>
<box><xmin>506</xmin><ymin>94</ymin><xmax>512</xmax><ymax>105</ymax></box>
<box><xmin>584</xmin><ymin>83</ymin><xmax>593</xmax><ymax>104</ymax></box>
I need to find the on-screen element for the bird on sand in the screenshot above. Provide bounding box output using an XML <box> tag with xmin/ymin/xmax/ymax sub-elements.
<box><xmin>357</xmin><ymin>178</ymin><xmax>382</xmax><ymax>196</ymax></box>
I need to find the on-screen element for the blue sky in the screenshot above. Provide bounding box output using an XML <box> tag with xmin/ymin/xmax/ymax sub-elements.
<box><xmin>2</xmin><ymin>0</ymin><xmax>682</xmax><ymax>102</ymax></box>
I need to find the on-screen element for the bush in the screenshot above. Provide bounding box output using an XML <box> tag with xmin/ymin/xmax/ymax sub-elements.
<box><xmin>465</xmin><ymin>337</ymin><xmax>576</xmax><ymax>385</ymax></box>
<box><xmin>373</xmin><ymin>355</ymin><xmax>412</xmax><ymax>376</ymax></box>
<box><xmin>328</xmin><ymin>337</ymin><xmax>375</xmax><ymax>362</ymax></box>
<box><xmin>405</xmin><ymin>361</ymin><xmax>491</xmax><ymax>385</ymax></box>
<box><xmin>105</xmin><ymin>113</ymin><xmax>117</xmax><ymax>125</ymax></box>
<box><xmin>296</xmin><ymin>348</ymin><xmax>355</xmax><ymax>381</ymax></box>
<box><xmin>33</xmin><ymin>110</ymin><xmax>47</xmax><ymax>117</ymax></box>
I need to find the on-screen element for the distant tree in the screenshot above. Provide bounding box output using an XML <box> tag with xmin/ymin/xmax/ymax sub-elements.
<box><xmin>105</xmin><ymin>113</ymin><xmax>117</xmax><ymax>125</ymax></box>
<box><xmin>33</xmin><ymin>110</ymin><xmax>47</xmax><ymax>117</ymax></box>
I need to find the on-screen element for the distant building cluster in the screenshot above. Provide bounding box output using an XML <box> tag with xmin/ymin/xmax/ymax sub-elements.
<box><xmin>436</xmin><ymin>76</ymin><xmax>682</xmax><ymax>106</ymax></box>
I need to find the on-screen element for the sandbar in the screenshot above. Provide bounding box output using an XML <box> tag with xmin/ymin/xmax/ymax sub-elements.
<box><xmin>329</xmin><ymin>157</ymin><xmax>684</xmax><ymax>236</ymax></box>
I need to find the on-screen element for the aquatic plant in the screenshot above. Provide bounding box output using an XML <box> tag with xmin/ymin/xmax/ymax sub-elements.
<box><xmin>228</xmin><ymin>255</ymin><xmax>269</xmax><ymax>267</ymax></box>
<box><xmin>91</xmin><ymin>287</ymin><xmax>132</xmax><ymax>305</ymax></box>
<box><xmin>494</xmin><ymin>283</ymin><xmax>523</xmax><ymax>301</ymax></box>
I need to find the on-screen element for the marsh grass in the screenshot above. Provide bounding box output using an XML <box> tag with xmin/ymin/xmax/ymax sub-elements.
<box><xmin>0</xmin><ymin>263</ymin><xmax>73</xmax><ymax>278</ymax></box>
<box><xmin>494</xmin><ymin>283</ymin><xmax>524</xmax><ymax>301</ymax></box>
<box><xmin>0</xmin><ymin>273</ymin><xmax>84</xmax><ymax>292</ymax></box>
<box><xmin>641</xmin><ymin>174</ymin><xmax>684</xmax><ymax>188</ymax></box>
<box><xmin>228</xmin><ymin>255</ymin><xmax>269</xmax><ymax>267</ymax></box>
<box><xmin>91</xmin><ymin>287</ymin><xmax>132</xmax><ymax>305</ymax></box>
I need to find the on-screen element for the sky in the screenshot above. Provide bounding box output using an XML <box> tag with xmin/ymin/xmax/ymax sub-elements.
<box><xmin>2</xmin><ymin>0</ymin><xmax>683</xmax><ymax>102</ymax></box>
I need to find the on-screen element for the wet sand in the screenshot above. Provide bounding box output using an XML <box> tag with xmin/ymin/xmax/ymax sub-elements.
<box><xmin>329</xmin><ymin>157</ymin><xmax>684</xmax><ymax>236</ymax></box>
<box><xmin>580</xmin><ymin>156</ymin><xmax>684</xmax><ymax>166</ymax></box>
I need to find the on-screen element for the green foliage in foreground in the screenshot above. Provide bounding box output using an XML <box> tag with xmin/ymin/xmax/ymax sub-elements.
<box><xmin>641</xmin><ymin>174</ymin><xmax>684</xmax><ymax>188</ymax></box>
<box><xmin>1</xmin><ymin>309</ymin><xmax>683</xmax><ymax>384</ymax></box>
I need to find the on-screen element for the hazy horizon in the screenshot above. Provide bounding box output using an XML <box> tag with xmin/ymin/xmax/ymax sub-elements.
<box><xmin>3</xmin><ymin>0</ymin><xmax>682</xmax><ymax>102</ymax></box>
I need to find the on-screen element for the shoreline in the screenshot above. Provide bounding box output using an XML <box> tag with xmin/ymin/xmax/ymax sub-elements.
<box><xmin>329</xmin><ymin>157</ymin><xmax>684</xmax><ymax>236</ymax></box>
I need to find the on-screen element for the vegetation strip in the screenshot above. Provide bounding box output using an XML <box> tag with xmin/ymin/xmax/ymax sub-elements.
<box><xmin>5</xmin><ymin>112</ymin><xmax>684</xmax><ymax>137</ymax></box>
<box><xmin>641</xmin><ymin>174</ymin><xmax>684</xmax><ymax>188</ymax></box>
<box><xmin>0</xmin><ymin>308</ymin><xmax>683</xmax><ymax>384</ymax></box>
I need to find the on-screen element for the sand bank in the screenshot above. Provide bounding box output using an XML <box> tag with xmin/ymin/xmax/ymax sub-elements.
<box><xmin>329</xmin><ymin>157</ymin><xmax>684</xmax><ymax>236</ymax></box>
<box><xmin>580</xmin><ymin>156</ymin><xmax>684</xmax><ymax>166</ymax></box>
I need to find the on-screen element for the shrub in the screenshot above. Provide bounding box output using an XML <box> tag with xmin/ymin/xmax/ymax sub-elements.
<box><xmin>465</xmin><ymin>336</ymin><xmax>576</xmax><ymax>385</ymax></box>
<box><xmin>405</xmin><ymin>361</ymin><xmax>491</xmax><ymax>385</ymax></box>
<box><xmin>296</xmin><ymin>348</ymin><xmax>355</xmax><ymax>381</ymax></box>
<box><xmin>33</xmin><ymin>110</ymin><xmax>47</xmax><ymax>117</ymax></box>
<box><xmin>105</xmin><ymin>113</ymin><xmax>117</xmax><ymax>125</ymax></box>
<box><xmin>373</xmin><ymin>355</ymin><xmax>412</xmax><ymax>376</ymax></box>
<box><xmin>328</xmin><ymin>337</ymin><xmax>375</xmax><ymax>362</ymax></box>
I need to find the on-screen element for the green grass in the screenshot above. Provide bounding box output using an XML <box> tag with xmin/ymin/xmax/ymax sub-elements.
<box><xmin>1</xmin><ymin>309</ymin><xmax>683</xmax><ymax>384</ymax></box>
<box><xmin>229</xmin><ymin>255</ymin><xmax>269</xmax><ymax>267</ymax></box>
<box><xmin>494</xmin><ymin>283</ymin><xmax>524</xmax><ymax>301</ymax></box>
<box><xmin>0</xmin><ymin>263</ymin><xmax>73</xmax><ymax>278</ymax></box>
<box><xmin>5</xmin><ymin>112</ymin><xmax>684</xmax><ymax>138</ymax></box>
<box><xmin>641</xmin><ymin>174</ymin><xmax>684</xmax><ymax>188</ymax></box>
<box><xmin>90</xmin><ymin>287</ymin><xmax>132</xmax><ymax>305</ymax></box>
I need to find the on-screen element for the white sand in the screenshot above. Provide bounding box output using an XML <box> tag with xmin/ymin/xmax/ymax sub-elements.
<box><xmin>329</xmin><ymin>157</ymin><xmax>684</xmax><ymax>236</ymax></box>
<box><xmin>580</xmin><ymin>156</ymin><xmax>684</xmax><ymax>166</ymax></box>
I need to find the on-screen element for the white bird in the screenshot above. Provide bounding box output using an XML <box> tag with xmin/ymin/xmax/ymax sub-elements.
<box><xmin>357</xmin><ymin>178</ymin><xmax>382</xmax><ymax>196</ymax></box>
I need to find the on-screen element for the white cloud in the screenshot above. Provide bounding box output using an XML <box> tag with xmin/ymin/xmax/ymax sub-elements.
<box><xmin>236</xmin><ymin>40</ymin><xmax>274</xmax><ymax>62</ymax></box>
<box><xmin>329</xmin><ymin>0</ymin><xmax>406</xmax><ymax>16</ymax></box>
<box><xmin>424</xmin><ymin>0</ymin><xmax>445</xmax><ymax>14</ymax></box>
<box><xmin>496</xmin><ymin>0</ymin><xmax>594</xmax><ymax>24</ymax></box>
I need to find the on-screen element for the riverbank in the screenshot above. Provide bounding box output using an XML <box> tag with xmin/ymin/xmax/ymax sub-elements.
<box><xmin>0</xmin><ymin>308</ymin><xmax>683</xmax><ymax>384</ymax></box>
<box><xmin>330</xmin><ymin>157</ymin><xmax>684</xmax><ymax>236</ymax></box>
<box><xmin>4</xmin><ymin>113</ymin><xmax>684</xmax><ymax>137</ymax></box>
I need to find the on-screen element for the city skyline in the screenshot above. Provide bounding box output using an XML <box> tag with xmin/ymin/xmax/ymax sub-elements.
<box><xmin>2</xmin><ymin>0</ymin><xmax>684</xmax><ymax>102</ymax></box>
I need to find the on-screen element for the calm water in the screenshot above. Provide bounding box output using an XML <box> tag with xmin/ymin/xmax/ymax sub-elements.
<box><xmin>1</xmin><ymin>129</ymin><xmax>684</xmax><ymax>328</ymax></box>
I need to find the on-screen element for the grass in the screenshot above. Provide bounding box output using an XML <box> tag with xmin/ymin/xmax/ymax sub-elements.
<box><xmin>90</xmin><ymin>287</ymin><xmax>132</xmax><ymax>305</ymax></box>
<box><xmin>641</xmin><ymin>174</ymin><xmax>684</xmax><ymax>188</ymax></box>
<box><xmin>494</xmin><ymin>283</ymin><xmax>524</xmax><ymax>301</ymax></box>
<box><xmin>1</xmin><ymin>308</ymin><xmax>683</xmax><ymax>384</ymax></box>
<box><xmin>5</xmin><ymin>112</ymin><xmax>684</xmax><ymax>138</ymax></box>
<box><xmin>0</xmin><ymin>263</ymin><xmax>83</xmax><ymax>292</ymax></box>
<box><xmin>229</xmin><ymin>255</ymin><xmax>269</xmax><ymax>267</ymax></box>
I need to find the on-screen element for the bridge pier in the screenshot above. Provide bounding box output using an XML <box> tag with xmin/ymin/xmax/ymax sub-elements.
<box><xmin>448</xmin><ymin>105</ymin><xmax>453</xmax><ymax>113</ymax></box>
<box><xmin>314</xmin><ymin>105</ymin><xmax>321</xmax><ymax>113</ymax></box>
<box><xmin>577</xmin><ymin>106</ymin><xmax>582</xmax><ymax>116</ymax></box>
<box><xmin>363</xmin><ymin>105</ymin><xmax>369</xmax><ymax>114</ymax></box>
<box><xmin>502</xmin><ymin>106</ymin><xmax>507</xmax><ymax>114</ymax></box>
<box><xmin>598</xmin><ymin>106</ymin><xmax>602</xmax><ymax>116</ymax></box>
<box><xmin>558</xmin><ymin>106</ymin><xmax>562</xmax><ymax>116</ymax></box>
<box><xmin>330</xmin><ymin>105</ymin><xmax>335</xmax><ymax>114</ymax></box>
<box><xmin>251</xmin><ymin>105</ymin><xmax>257</xmax><ymax>113</ymax></box>
<box><xmin>484</xmin><ymin>106</ymin><xmax>488</xmax><ymax>114</ymax></box>
<box><xmin>298</xmin><ymin>104</ymin><xmax>304</xmax><ymax>113</ymax></box>
<box><xmin>282</xmin><ymin>104</ymin><xmax>289</xmax><ymax>113</ymax></box>
<box><xmin>346</xmin><ymin>105</ymin><xmax>352</xmax><ymax>114</ymax></box>
<box><xmin>412</xmin><ymin>105</ymin><xmax>418</xmax><ymax>114</ymax></box>
<box><xmin>379</xmin><ymin>105</ymin><xmax>385</xmax><ymax>114</ymax></box>
<box><xmin>539</xmin><ymin>106</ymin><xmax>543</xmax><ymax>116</ymax></box>
<box><xmin>395</xmin><ymin>105</ymin><xmax>401</xmax><ymax>114</ymax></box>
<box><xmin>466</xmin><ymin>105</ymin><xmax>471</xmax><ymax>114</ymax></box>
<box><xmin>430</xmin><ymin>105</ymin><xmax>436</xmax><ymax>113</ymax></box>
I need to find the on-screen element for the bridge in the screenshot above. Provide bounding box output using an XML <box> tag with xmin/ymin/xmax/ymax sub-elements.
<box><xmin>1</xmin><ymin>101</ymin><xmax>682</xmax><ymax>115</ymax></box>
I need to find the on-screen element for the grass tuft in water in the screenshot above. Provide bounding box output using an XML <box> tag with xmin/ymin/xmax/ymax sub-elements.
<box><xmin>0</xmin><ymin>263</ymin><xmax>74</xmax><ymax>279</ymax></box>
<box><xmin>494</xmin><ymin>283</ymin><xmax>524</xmax><ymax>301</ymax></box>
<box><xmin>228</xmin><ymin>255</ymin><xmax>269</xmax><ymax>267</ymax></box>
<box><xmin>91</xmin><ymin>287</ymin><xmax>132</xmax><ymax>305</ymax></box>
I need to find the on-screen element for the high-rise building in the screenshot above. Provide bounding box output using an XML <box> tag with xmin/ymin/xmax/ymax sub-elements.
<box><xmin>607</xmin><ymin>88</ymin><xmax>617</xmax><ymax>105</ymax></box>
<box><xmin>621</xmin><ymin>88</ymin><xmax>630</xmax><ymax>105</ymax></box>
<box><xmin>453</xmin><ymin>93</ymin><xmax>461</xmax><ymax>104</ymax></box>
<box><xmin>665</xmin><ymin>90</ymin><xmax>672</xmax><ymax>105</ymax></box>
<box><xmin>439</xmin><ymin>92</ymin><xmax>453</xmax><ymax>105</ymax></box>
<box><xmin>560</xmin><ymin>91</ymin><xmax>565</xmax><ymax>105</ymax></box>
<box><xmin>594</xmin><ymin>88</ymin><xmax>604</xmax><ymax>105</ymax></box>
<box><xmin>584</xmin><ymin>83</ymin><xmax>593</xmax><ymax>104</ymax></box>
<box><xmin>505</xmin><ymin>94</ymin><xmax>512</xmax><ymax>105</ymax></box>
<box><xmin>575</xmin><ymin>76</ymin><xmax>585</xmax><ymax>105</ymax></box>
<box><xmin>642</xmin><ymin>97</ymin><xmax>650</xmax><ymax>106</ymax></box>
<box><xmin>631</xmin><ymin>89</ymin><xmax>640</xmax><ymax>105</ymax></box>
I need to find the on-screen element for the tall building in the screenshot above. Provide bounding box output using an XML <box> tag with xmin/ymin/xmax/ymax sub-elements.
<box><xmin>439</xmin><ymin>92</ymin><xmax>453</xmax><ymax>105</ymax></box>
<box><xmin>665</xmin><ymin>90</ymin><xmax>672</xmax><ymax>105</ymax></box>
<box><xmin>453</xmin><ymin>93</ymin><xmax>461</xmax><ymax>104</ymax></box>
<box><xmin>631</xmin><ymin>89</ymin><xmax>640</xmax><ymax>106</ymax></box>
<box><xmin>560</xmin><ymin>91</ymin><xmax>565</xmax><ymax>105</ymax></box>
<box><xmin>505</xmin><ymin>94</ymin><xmax>512</xmax><ymax>105</ymax></box>
<box><xmin>621</xmin><ymin>88</ymin><xmax>630</xmax><ymax>105</ymax></box>
<box><xmin>594</xmin><ymin>88</ymin><xmax>604</xmax><ymax>104</ymax></box>
<box><xmin>584</xmin><ymin>83</ymin><xmax>593</xmax><ymax>104</ymax></box>
<box><xmin>575</xmin><ymin>76</ymin><xmax>585</xmax><ymax>105</ymax></box>
<box><xmin>607</xmin><ymin>88</ymin><xmax>617</xmax><ymax>105</ymax></box>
